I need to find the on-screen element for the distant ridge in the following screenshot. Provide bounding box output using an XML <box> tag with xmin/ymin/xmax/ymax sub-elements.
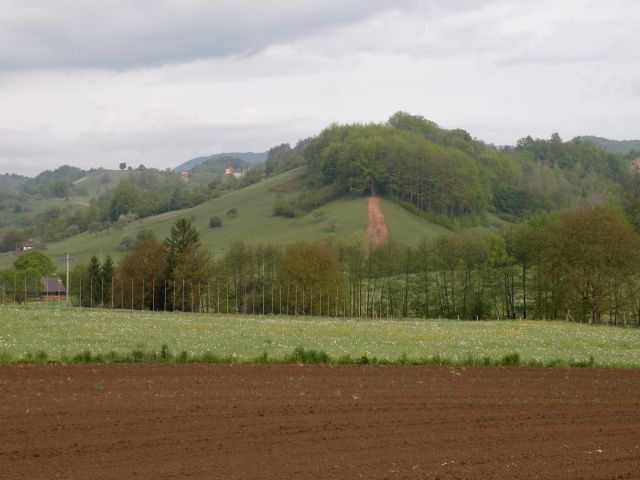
<box><xmin>175</xmin><ymin>152</ymin><xmax>267</xmax><ymax>172</ymax></box>
<box><xmin>575</xmin><ymin>136</ymin><xmax>640</xmax><ymax>155</ymax></box>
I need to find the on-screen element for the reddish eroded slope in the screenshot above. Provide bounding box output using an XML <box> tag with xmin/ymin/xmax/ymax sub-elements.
<box><xmin>366</xmin><ymin>196</ymin><xmax>388</xmax><ymax>245</ymax></box>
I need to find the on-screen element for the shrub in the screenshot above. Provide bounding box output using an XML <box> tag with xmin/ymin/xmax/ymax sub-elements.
<box><xmin>160</xmin><ymin>343</ymin><xmax>171</xmax><ymax>361</ymax></box>
<box><xmin>136</xmin><ymin>228</ymin><xmax>156</xmax><ymax>242</ymax></box>
<box><xmin>208</xmin><ymin>216</ymin><xmax>223</xmax><ymax>228</ymax></box>
<box><xmin>499</xmin><ymin>353</ymin><xmax>521</xmax><ymax>366</ymax></box>
<box><xmin>119</xmin><ymin>236</ymin><xmax>135</xmax><ymax>251</ymax></box>
<box><xmin>274</xmin><ymin>198</ymin><xmax>297</xmax><ymax>217</ymax></box>
<box><xmin>286</xmin><ymin>347</ymin><xmax>330</xmax><ymax>364</ymax></box>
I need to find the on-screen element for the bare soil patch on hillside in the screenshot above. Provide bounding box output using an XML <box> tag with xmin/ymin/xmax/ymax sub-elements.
<box><xmin>1</xmin><ymin>364</ymin><xmax>639</xmax><ymax>480</ymax></box>
<box><xmin>366</xmin><ymin>196</ymin><xmax>388</xmax><ymax>245</ymax></box>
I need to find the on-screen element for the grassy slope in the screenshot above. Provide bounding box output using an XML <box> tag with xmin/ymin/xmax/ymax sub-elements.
<box><xmin>379</xmin><ymin>200</ymin><xmax>448</xmax><ymax>244</ymax></box>
<box><xmin>1</xmin><ymin>304</ymin><xmax>638</xmax><ymax>366</ymax></box>
<box><xmin>0</xmin><ymin>198</ymin><xmax>74</xmax><ymax>229</ymax></box>
<box><xmin>0</xmin><ymin>170</ymin><xmax>126</xmax><ymax>234</ymax></box>
<box><xmin>1</xmin><ymin>168</ymin><xmax>451</xmax><ymax>268</ymax></box>
<box><xmin>71</xmin><ymin>169</ymin><xmax>127</xmax><ymax>199</ymax></box>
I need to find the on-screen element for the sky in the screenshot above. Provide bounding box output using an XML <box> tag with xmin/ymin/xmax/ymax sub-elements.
<box><xmin>1</xmin><ymin>0</ymin><xmax>639</xmax><ymax>176</ymax></box>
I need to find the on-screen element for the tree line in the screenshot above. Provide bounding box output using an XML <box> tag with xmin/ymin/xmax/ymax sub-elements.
<box><xmin>2</xmin><ymin>206</ymin><xmax>639</xmax><ymax>325</ymax></box>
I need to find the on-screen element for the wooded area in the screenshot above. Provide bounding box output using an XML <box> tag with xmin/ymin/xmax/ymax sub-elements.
<box><xmin>3</xmin><ymin>208</ymin><xmax>640</xmax><ymax>325</ymax></box>
<box><xmin>296</xmin><ymin>113</ymin><xmax>633</xmax><ymax>226</ymax></box>
<box><xmin>3</xmin><ymin>113</ymin><xmax>640</xmax><ymax>324</ymax></box>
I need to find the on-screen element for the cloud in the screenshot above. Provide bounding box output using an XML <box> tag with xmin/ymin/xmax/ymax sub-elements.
<box><xmin>0</xmin><ymin>119</ymin><xmax>323</xmax><ymax>176</ymax></box>
<box><xmin>0</xmin><ymin>0</ymin><xmax>423</xmax><ymax>70</ymax></box>
<box><xmin>1</xmin><ymin>0</ymin><xmax>640</xmax><ymax>176</ymax></box>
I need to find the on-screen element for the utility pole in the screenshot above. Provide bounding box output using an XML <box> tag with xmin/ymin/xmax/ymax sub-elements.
<box><xmin>62</xmin><ymin>253</ymin><xmax>74</xmax><ymax>305</ymax></box>
<box><xmin>66</xmin><ymin>253</ymin><xmax>70</xmax><ymax>305</ymax></box>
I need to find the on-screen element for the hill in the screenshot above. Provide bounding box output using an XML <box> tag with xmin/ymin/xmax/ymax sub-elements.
<box><xmin>3</xmin><ymin>111</ymin><xmax>639</xmax><ymax>268</ymax></box>
<box><xmin>297</xmin><ymin>115</ymin><xmax>632</xmax><ymax>226</ymax></box>
<box><xmin>0</xmin><ymin>167</ymin><xmax>451</xmax><ymax>268</ymax></box>
<box><xmin>69</xmin><ymin>169</ymin><xmax>129</xmax><ymax>199</ymax></box>
<box><xmin>0</xmin><ymin>169</ymin><xmax>128</xmax><ymax>242</ymax></box>
<box><xmin>575</xmin><ymin>135</ymin><xmax>640</xmax><ymax>155</ymax></box>
<box><xmin>186</xmin><ymin>156</ymin><xmax>251</xmax><ymax>184</ymax></box>
<box><xmin>175</xmin><ymin>152</ymin><xmax>267</xmax><ymax>172</ymax></box>
<box><xmin>0</xmin><ymin>164</ymin><xmax>253</xmax><ymax>249</ymax></box>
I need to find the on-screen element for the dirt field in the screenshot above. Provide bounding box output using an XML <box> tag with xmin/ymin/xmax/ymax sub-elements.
<box><xmin>1</xmin><ymin>365</ymin><xmax>639</xmax><ymax>479</ymax></box>
<box><xmin>366</xmin><ymin>196</ymin><xmax>388</xmax><ymax>245</ymax></box>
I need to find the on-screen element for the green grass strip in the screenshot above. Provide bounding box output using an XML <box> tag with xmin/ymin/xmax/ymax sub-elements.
<box><xmin>0</xmin><ymin>345</ymin><xmax>602</xmax><ymax>368</ymax></box>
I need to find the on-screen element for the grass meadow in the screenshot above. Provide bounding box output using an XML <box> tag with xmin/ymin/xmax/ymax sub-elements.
<box><xmin>0</xmin><ymin>304</ymin><xmax>639</xmax><ymax>367</ymax></box>
<box><xmin>0</xmin><ymin>168</ymin><xmax>450</xmax><ymax>269</ymax></box>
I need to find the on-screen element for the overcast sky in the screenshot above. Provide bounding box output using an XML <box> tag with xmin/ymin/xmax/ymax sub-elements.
<box><xmin>1</xmin><ymin>0</ymin><xmax>639</xmax><ymax>176</ymax></box>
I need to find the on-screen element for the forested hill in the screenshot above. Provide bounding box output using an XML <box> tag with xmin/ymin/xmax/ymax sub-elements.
<box><xmin>273</xmin><ymin>112</ymin><xmax>635</xmax><ymax>226</ymax></box>
<box><xmin>3</xmin><ymin>111</ymin><xmax>640</xmax><ymax>257</ymax></box>
<box><xmin>175</xmin><ymin>152</ymin><xmax>267</xmax><ymax>172</ymax></box>
<box><xmin>575</xmin><ymin>135</ymin><xmax>640</xmax><ymax>156</ymax></box>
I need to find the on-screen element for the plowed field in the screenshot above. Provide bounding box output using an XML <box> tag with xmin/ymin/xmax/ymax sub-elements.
<box><xmin>1</xmin><ymin>364</ymin><xmax>639</xmax><ymax>479</ymax></box>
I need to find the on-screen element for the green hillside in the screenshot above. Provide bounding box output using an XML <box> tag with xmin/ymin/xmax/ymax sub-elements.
<box><xmin>175</xmin><ymin>151</ymin><xmax>267</xmax><ymax>172</ymax></box>
<box><xmin>575</xmin><ymin>136</ymin><xmax>640</xmax><ymax>156</ymax></box>
<box><xmin>0</xmin><ymin>198</ymin><xmax>77</xmax><ymax>230</ymax></box>
<box><xmin>378</xmin><ymin>200</ymin><xmax>449</xmax><ymax>244</ymax></box>
<box><xmin>0</xmin><ymin>169</ymin><xmax>126</xmax><ymax>235</ymax></box>
<box><xmin>70</xmin><ymin>169</ymin><xmax>128</xmax><ymax>199</ymax></box>
<box><xmin>0</xmin><ymin>167</ymin><xmax>449</xmax><ymax>268</ymax></box>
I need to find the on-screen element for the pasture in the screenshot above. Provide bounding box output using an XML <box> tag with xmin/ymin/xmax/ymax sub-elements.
<box><xmin>1</xmin><ymin>304</ymin><xmax>638</xmax><ymax>366</ymax></box>
<box><xmin>0</xmin><ymin>167</ymin><xmax>451</xmax><ymax>269</ymax></box>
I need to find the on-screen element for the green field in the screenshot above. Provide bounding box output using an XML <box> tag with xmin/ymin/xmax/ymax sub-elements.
<box><xmin>0</xmin><ymin>168</ymin><xmax>449</xmax><ymax>269</ymax></box>
<box><xmin>1</xmin><ymin>304</ymin><xmax>638</xmax><ymax>366</ymax></box>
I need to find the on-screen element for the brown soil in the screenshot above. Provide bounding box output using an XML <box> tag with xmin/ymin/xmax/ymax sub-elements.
<box><xmin>366</xmin><ymin>196</ymin><xmax>388</xmax><ymax>245</ymax></box>
<box><xmin>1</xmin><ymin>364</ymin><xmax>639</xmax><ymax>480</ymax></box>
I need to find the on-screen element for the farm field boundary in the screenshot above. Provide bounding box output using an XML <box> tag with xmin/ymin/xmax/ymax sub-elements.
<box><xmin>0</xmin><ymin>345</ymin><xmax>599</xmax><ymax>368</ymax></box>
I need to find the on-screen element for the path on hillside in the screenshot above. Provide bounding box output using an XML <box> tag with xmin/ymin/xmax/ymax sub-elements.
<box><xmin>2</xmin><ymin>364</ymin><xmax>639</xmax><ymax>479</ymax></box>
<box><xmin>366</xmin><ymin>196</ymin><xmax>388</xmax><ymax>245</ymax></box>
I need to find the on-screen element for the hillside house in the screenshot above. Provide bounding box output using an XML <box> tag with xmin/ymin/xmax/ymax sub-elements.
<box><xmin>224</xmin><ymin>166</ymin><xmax>245</xmax><ymax>178</ymax></box>
<box><xmin>19</xmin><ymin>239</ymin><xmax>35</xmax><ymax>251</ymax></box>
<box><xmin>180</xmin><ymin>171</ymin><xmax>189</xmax><ymax>183</ymax></box>
<box><xmin>41</xmin><ymin>277</ymin><xmax>66</xmax><ymax>301</ymax></box>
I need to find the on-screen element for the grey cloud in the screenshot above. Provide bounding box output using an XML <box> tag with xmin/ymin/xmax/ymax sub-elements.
<box><xmin>0</xmin><ymin>119</ymin><xmax>323</xmax><ymax>176</ymax></box>
<box><xmin>82</xmin><ymin>119</ymin><xmax>321</xmax><ymax>154</ymax></box>
<box><xmin>0</xmin><ymin>0</ymin><xmax>422</xmax><ymax>70</ymax></box>
<box><xmin>1</xmin><ymin>0</ymin><xmax>640</xmax><ymax>178</ymax></box>
<box><xmin>294</xmin><ymin>0</ymin><xmax>640</xmax><ymax>70</ymax></box>
<box><xmin>496</xmin><ymin>51</ymin><xmax>607</xmax><ymax>67</ymax></box>
<box><xmin>289</xmin><ymin>3</ymin><xmax>529</xmax><ymax>62</ymax></box>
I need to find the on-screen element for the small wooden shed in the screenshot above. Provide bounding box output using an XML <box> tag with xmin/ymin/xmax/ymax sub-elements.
<box><xmin>41</xmin><ymin>277</ymin><xmax>66</xmax><ymax>301</ymax></box>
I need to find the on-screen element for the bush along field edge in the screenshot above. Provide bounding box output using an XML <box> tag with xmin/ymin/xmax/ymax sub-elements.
<box><xmin>0</xmin><ymin>345</ymin><xmax>605</xmax><ymax>368</ymax></box>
